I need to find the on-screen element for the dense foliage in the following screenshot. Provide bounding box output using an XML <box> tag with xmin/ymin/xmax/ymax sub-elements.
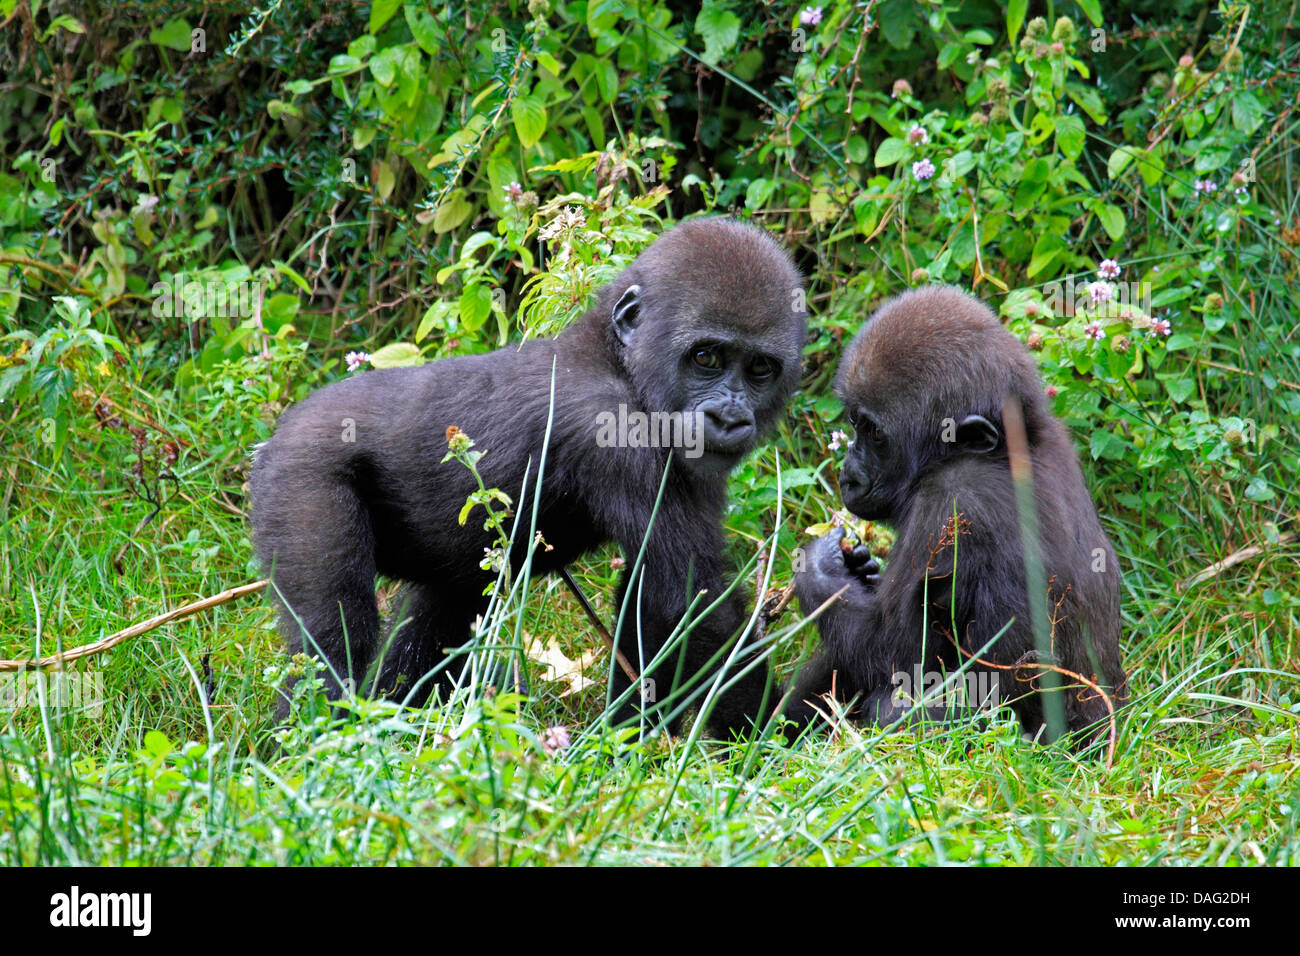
<box><xmin>0</xmin><ymin>0</ymin><xmax>1296</xmax><ymax>866</ymax></box>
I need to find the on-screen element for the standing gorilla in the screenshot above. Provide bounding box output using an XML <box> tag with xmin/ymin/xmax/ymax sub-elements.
<box><xmin>251</xmin><ymin>218</ymin><xmax>806</xmax><ymax>736</ymax></box>
<box><xmin>787</xmin><ymin>286</ymin><xmax>1126</xmax><ymax>741</ymax></box>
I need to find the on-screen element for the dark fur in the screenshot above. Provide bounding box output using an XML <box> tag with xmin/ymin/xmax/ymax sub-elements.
<box><xmin>251</xmin><ymin>218</ymin><xmax>806</xmax><ymax>735</ymax></box>
<box><xmin>787</xmin><ymin>286</ymin><xmax>1127</xmax><ymax>742</ymax></box>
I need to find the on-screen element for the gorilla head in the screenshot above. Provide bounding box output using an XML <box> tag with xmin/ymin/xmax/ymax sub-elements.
<box><xmin>599</xmin><ymin>219</ymin><xmax>805</xmax><ymax>475</ymax></box>
<box><xmin>835</xmin><ymin>285</ymin><xmax>1047</xmax><ymax>520</ymax></box>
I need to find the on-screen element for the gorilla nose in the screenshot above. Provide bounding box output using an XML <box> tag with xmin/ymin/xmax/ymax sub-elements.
<box><xmin>705</xmin><ymin>406</ymin><xmax>755</xmax><ymax>440</ymax></box>
<box><xmin>840</xmin><ymin>460</ymin><xmax>868</xmax><ymax>493</ymax></box>
<box><xmin>707</xmin><ymin>403</ymin><xmax>759</xmax><ymax>450</ymax></box>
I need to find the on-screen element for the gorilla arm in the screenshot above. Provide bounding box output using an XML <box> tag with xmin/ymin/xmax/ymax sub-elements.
<box><xmin>786</xmin><ymin>462</ymin><xmax>1024</xmax><ymax>732</ymax></box>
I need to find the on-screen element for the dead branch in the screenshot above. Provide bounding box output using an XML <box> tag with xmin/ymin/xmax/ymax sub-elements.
<box><xmin>0</xmin><ymin>580</ymin><xmax>269</xmax><ymax>672</ymax></box>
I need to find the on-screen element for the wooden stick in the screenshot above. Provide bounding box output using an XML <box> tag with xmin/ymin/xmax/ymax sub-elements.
<box><xmin>1176</xmin><ymin>532</ymin><xmax>1298</xmax><ymax>592</ymax></box>
<box><xmin>558</xmin><ymin>566</ymin><xmax>641</xmax><ymax>684</ymax></box>
<box><xmin>0</xmin><ymin>580</ymin><xmax>269</xmax><ymax>672</ymax></box>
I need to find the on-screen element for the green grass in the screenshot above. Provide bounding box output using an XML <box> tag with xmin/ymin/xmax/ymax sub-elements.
<box><xmin>0</xmin><ymin>382</ymin><xmax>1296</xmax><ymax>866</ymax></box>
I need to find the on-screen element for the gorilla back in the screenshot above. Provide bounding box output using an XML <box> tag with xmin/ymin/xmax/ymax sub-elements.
<box><xmin>251</xmin><ymin>218</ymin><xmax>806</xmax><ymax>736</ymax></box>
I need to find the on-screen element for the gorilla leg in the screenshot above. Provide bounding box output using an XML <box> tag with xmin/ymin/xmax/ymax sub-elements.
<box><xmin>268</xmin><ymin>487</ymin><xmax>379</xmax><ymax>714</ymax></box>
<box><xmin>781</xmin><ymin>650</ymin><xmax>840</xmax><ymax>734</ymax></box>
<box><xmin>372</xmin><ymin>583</ymin><xmax>477</xmax><ymax>706</ymax></box>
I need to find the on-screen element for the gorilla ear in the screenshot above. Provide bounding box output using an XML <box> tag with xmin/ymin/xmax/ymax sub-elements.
<box><xmin>957</xmin><ymin>414</ymin><xmax>1000</xmax><ymax>454</ymax></box>
<box><xmin>611</xmin><ymin>284</ymin><xmax>642</xmax><ymax>346</ymax></box>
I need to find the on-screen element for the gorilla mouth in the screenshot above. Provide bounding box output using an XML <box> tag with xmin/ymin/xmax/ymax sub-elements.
<box><xmin>701</xmin><ymin>440</ymin><xmax>751</xmax><ymax>460</ymax></box>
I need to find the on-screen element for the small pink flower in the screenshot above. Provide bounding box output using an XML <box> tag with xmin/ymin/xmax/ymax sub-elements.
<box><xmin>1150</xmin><ymin>317</ymin><xmax>1172</xmax><ymax>337</ymax></box>
<box><xmin>891</xmin><ymin>79</ymin><xmax>913</xmax><ymax>99</ymax></box>
<box><xmin>1178</xmin><ymin>54</ymin><xmax>1194</xmax><ymax>68</ymax></box>
<box><xmin>1097</xmin><ymin>259</ymin><xmax>1120</xmax><ymax>279</ymax></box>
<box><xmin>541</xmin><ymin>725</ymin><xmax>571</xmax><ymax>755</ymax></box>
<box><xmin>1050</xmin><ymin>41</ymin><xmax>1064</xmax><ymax>53</ymax></box>
<box><xmin>829</xmin><ymin>429</ymin><xmax>848</xmax><ymax>452</ymax></box>
<box><xmin>1087</xmin><ymin>281</ymin><xmax>1114</xmax><ymax>305</ymax></box>
<box><xmin>503</xmin><ymin>181</ymin><xmax>524</xmax><ymax>204</ymax></box>
<box><xmin>799</xmin><ymin>6</ymin><xmax>822</xmax><ymax>26</ymax></box>
<box><xmin>1083</xmin><ymin>321</ymin><xmax>1105</xmax><ymax>342</ymax></box>
<box><xmin>1045</xmin><ymin>385</ymin><xmax>1059</xmax><ymax>398</ymax></box>
<box><xmin>345</xmin><ymin>351</ymin><xmax>370</xmax><ymax>372</ymax></box>
<box><xmin>1194</xmin><ymin>179</ymin><xmax>1217</xmax><ymax>195</ymax></box>
<box><xmin>907</xmin><ymin>125</ymin><xmax>929</xmax><ymax>145</ymax></box>
<box><xmin>911</xmin><ymin>158</ymin><xmax>935</xmax><ymax>181</ymax></box>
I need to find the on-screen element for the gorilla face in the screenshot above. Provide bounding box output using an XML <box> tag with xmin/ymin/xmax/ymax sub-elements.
<box><xmin>838</xmin><ymin>404</ymin><xmax>900</xmax><ymax>520</ymax></box>
<box><xmin>608</xmin><ymin>268</ymin><xmax>803</xmax><ymax>479</ymax></box>
<box><xmin>837</xmin><ymin>403</ymin><xmax>1000</xmax><ymax>521</ymax></box>
<box><xmin>678</xmin><ymin>336</ymin><xmax>787</xmax><ymax>473</ymax></box>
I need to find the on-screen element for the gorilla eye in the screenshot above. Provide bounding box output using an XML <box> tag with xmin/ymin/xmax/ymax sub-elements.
<box><xmin>693</xmin><ymin>347</ymin><xmax>723</xmax><ymax>370</ymax></box>
<box><xmin>748</xmin><ymin>356</ymin><xmax>777</xmax><ymax>379</ymax></box>
<box><xmin>853</xmin><ymin>415</ymin><xmax>885</xmax><ymax>445</ymax></box>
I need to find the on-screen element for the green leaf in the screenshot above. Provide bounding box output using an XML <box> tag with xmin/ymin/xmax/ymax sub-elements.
<box><xmin>459</xmin><ymin>283</ymin><xmax>493</xmax><ymax>332</ymax></box>
<box><xmin>370</xmin><ymin>46</ymin><xmax>399</xmax><ymax>86</ymax></box>
<box><xmin>937</xmin><ymin>41</ymin><xmax>963</xmax><ymax>69</ymax></box>
<box><xmin>1231</xmin><ymin>91</ymin><xmax>1265</xmax><ymax>134</ymax></box>
<box><xmin>1194</xmin><ymin>145</ymin><xmax>1232</xmax><ymax>173</ymax></box>
<box><xmin>1020</xmin><ymin>156</ymin><xmax>1051</xmax><ymax>184</ymax></box>
<box><xmin>369</xmin><ymin>0</ymin><xmax>402</xmax><ymax>33</ymax></box>
<box><xmin>1106</xmin><ymin>145</ymin><xmax>1138</xmax><ymax>180</ymax></box>
<box><xmin>1067</xmin><ymin>85</ymin><xmax>1107</xmax><ymax>124</ymax></box>
<box><xmin>594</xmin><ymin>60</ymin><xmax>619</xmax><ymax>104</ymax></box>
<box><xmin>1027</xmin><ymin>232</ymin><xmax>1065</xmax><ymax>277</ymax></box>
<box><xmin>1156</xmin><ymin>372</ymin><xmax>1195</xmax><ymax>403</ymax></box>
<box><xmin>44</xmin><ymin>14</ymin><xmax>85</xmax><ymax>38</ymax></box>
<box><xmin>272</xmin><ymin>259</ymin><xmax>312</xmax><ymax>294</ymax></box>
<box><xmin>1089</xmin><ymin>429</ymin><xmax>1126</xmax><ymax>461</ymax></box>
<box><xmin>405</xmin><ymin>4</ymin><xmax>440</xmax><ymax>54</ymax></box>
<box><xmin>1055</xmin><ymin>114</ymin><xmax>1085</xmax><ymax>158</ymax></box>
<box><xmin>1244</xmin><ymin>477</ymin><xmax>1276</xmax><ymax>502</ymax></box>
<box><xmin>511</xmin><ymin>94</ymin><xmax>548</xmax><ymax>148</ymax></box>
<box><xmin>1007</xmin><ymin>0</ymin><xmax>1028</xmax><ymax>43</ymax></box>
<box><xmin>329</xmin><ymin>54</ymin><xmax>362</xmax><ymax>76</ymax></box>
<box><xmin>874</xmin><ymin>137</ymin><xmax>908</xmax><ymax>167</ymax></box>
<box><xmin>1012</xmin><ymin>179</ymin><xmax>1047</xmax><ymax>213</ymax></box>
<box><xmin>945</xmin><ymin>150</ymin><xmax>976</xmax><ymax>179</ymax></box>
<box><xmin>537</xmin><ymin>51</ymin><xmax>563</xmax><ymax>76</ymax></box>
<box><xmin>433</xmin><ymin>189</ymin><xmax>473</xmax><ymax>234</ymax></box>
<box><xmin>417</xmin><ymin>302</ymin><xmax>452</xmax><ymax>343</ymax></box>
<box><xmin>587</xmin><ymin>0</ymin><xmax>624</xmax><ymax>35</ymax></box>
<box><xmin>1138</xmin><ymin>147</ymin><xmax>1165</xmax><ymax>186</ymax></box>
<box><xmin>744</xmin><ymin>177</ymin><xmax>774</xmax><ymax>209</ymax></box>
<box><xmin>846</xmin><ymin>135</ymin><xmax>869</xmax><ymax>164</ymax></box>
<box><xmin>149</xmin><ymin>18</ymin><xmax>191</xmax><ymax>51</ymax></box>
<box><xmin>1076</xmin><ymin>0</ymin><xmax>1103</xmax><ymax>26</ymax></box>
<box><xmin>695</xmin><ymin>1</ymin><xmax>741</xmax><ymax>66</ymax></box>
<box><xmin>1096</xmin><ymin>203</ymin><xmax>1125</xmax><ymax>241</ymax></box>
<box><xmin>369</xmin><ymin>342</ymin><xmax>423</xmax><ymax>368</ymax></box>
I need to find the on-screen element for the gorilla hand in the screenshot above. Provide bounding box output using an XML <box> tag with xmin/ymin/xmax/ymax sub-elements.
<box><xmin>795</xmin><ymin>529</ymin><xmax>879</xmax><ymax>611</ymax></box>
<box><xmin>840</xmin><ymin>537</ymin><xmax>881</xmax><ymax>586</ymax></box>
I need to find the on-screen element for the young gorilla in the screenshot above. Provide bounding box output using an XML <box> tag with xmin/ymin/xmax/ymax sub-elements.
<box><xmin>787</xmin><ymin>286</ymin><xmax>1126</xmax><ymax>742</ymax></box>
<box><xmin>251</xmin><ymin>218</ymin><xmax>806</xmax><ymax>736</ymax></box>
